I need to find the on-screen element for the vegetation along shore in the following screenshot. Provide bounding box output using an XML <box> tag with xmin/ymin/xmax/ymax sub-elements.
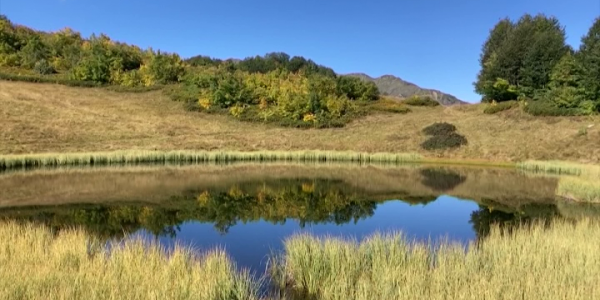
<box><xmin>1</xmin><ymin>219</ymin><xmax>598</xmax><ymax>300</ymax></box>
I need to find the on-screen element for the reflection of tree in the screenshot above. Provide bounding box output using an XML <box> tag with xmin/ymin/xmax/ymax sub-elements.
<box><xmin>420</xmin><ymin>168</ymin><xmax>466</xmax><ymax>192</ymax></box>
<box><xmin>469</xmin><ymin>203</ymin><xmax>558</xmax><ymax>241</ymax></box>
<box><xmin>0</xmin><ymin>179</ymin><xmax>382</xmax><ymax>239</ymax></box>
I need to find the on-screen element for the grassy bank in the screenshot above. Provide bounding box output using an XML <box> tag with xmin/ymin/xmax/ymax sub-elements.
<box><xmin>0</xmin><ymin>222</ymin><xmax>259</xmax><ymax>300</ymax></box>
<box><xmin>273</xmin><ymin>220</ymin><xmax>600</xmax><ymax>300</ymax></box>
<box><xmin>2</xmin><ymin>220</ymin><xmax>598</xmax><ymax>300</ymax></box>
<box><xmin>518</xmin><ymin>161</ymin><xmax>600</xmax><ymax>203</ymax></box>
<box><xmin>0</xmin><ymin>150</ymin><xmax>422</xmax><ymax>170</ymax></box>
<box><xmin>1</xmin><ymin>81</ymin><xmax>599</xmax><ymax>162</ymax></box>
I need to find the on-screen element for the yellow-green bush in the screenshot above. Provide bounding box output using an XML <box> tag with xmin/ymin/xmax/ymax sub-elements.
<box><xmin>483</xmin><ymin>100</ymin><xmax>519</xmax><ymax>114</ymax></box>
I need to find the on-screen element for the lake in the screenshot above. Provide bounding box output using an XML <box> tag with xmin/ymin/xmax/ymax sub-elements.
<box><xmin>0</xmin><ymin>163</ymin><xmax>572</xmax><ymax>275</ymax></box>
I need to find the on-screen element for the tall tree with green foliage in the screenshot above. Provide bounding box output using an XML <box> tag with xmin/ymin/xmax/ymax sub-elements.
<box><xmin>517</xmin><ymin>15</ymin><xmax>568</xmax><ymax>96</ymax></box>
<box><xmin>475</xmin><ymin>18</ymin><xmax>514</xmax><ymax>101</ymax></box>
<box><xmin>578</xmin><ymin>17</ymin><xmax>600</xmax><ymax>111</ymax></box>
<box><xmin>474</xmin><ymin>14</ymin><xmax>568</xmax><ymax>101</ymax></box>
<box><xmin>542</xmin><ymin>53</ymin><xmax>590</xmax><ymax>112</ymax></box>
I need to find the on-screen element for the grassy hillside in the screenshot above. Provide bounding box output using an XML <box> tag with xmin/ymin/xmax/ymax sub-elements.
<box><xmin>1</xmin><ymin>81</ymin><xmax>599</xmax><ymax>162</ymax></box>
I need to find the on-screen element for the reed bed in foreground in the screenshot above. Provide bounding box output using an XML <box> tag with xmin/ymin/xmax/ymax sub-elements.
<box><xmin>557</xmin><ymin>200</ymin><xmax>600</xmax><ymax>220</ymax></box>
<box><xmin>0</xmin><ymin>222</ymin><xmax>259</xmax><ymax>300</ymax></box>
<box><xmin>273</xmin><ymin>220</ymin><xmax>600</xmax><ymax>300</ymax></box>
<box><xmin>0</xmin><ymin>150</ymin><xmax>423</xmax><ymax>171</ymax></box>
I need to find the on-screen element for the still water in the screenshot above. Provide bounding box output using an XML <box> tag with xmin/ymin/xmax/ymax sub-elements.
<box><xmin>0</xmin><ymin>163</ymin><xmax>566</xmax><ymax>273</ymax></box>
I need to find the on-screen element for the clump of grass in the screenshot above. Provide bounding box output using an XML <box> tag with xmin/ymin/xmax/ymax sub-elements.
<box><xmin>518</xmin><ymin>160</ymin><xmax>600</xmax><ymax>178</ymax></box>
<box><xmin>483</xmin><ymin>100</ymin><xmax>519</xmax><ymax>114</ymax></box>
<box><xmin>557</xmin><ymin>200</ymin><xmax>600</xmax><ymax>220</ymax></box>
<box><xmin>0</xmin><ymin>150</ymin><xmax>423</xmax><ymax>171</ymax></box>
<box><xmin>368</xmin><ymin>98</ymin><xmax>412</xmax><ymax>114</ymax></box>
<box><xmin>557</xmin><ymin>177</ymin><xmax>600</xmax><ymax>203</ymax></box>
<box><xmin>274</xmin><ymin>220</ymin><xmax>600</xmax><ymax>300</ymax></box>
<box><xmin>0</xmin><ymin>222</ymin><xmax>259</xmax><ymax>300</ymax></box>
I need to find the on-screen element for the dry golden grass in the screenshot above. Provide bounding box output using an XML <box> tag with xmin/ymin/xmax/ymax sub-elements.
<box><xmin>1</xmin><ymin>81</ymin><xmax>599</xmax><ymax>163</ymax></box>
<box><xmin>0</xmin><ymin>221</ymin><xmax>259</xmax><ymax>300</ymax></box>
<box><xmin>3</xmin><ymin>218</ymin><xmax>599</xmax><ymax>300</ymax></box>
<box><xmin>274</xmin><ymin>220</ymin><xmax>600</xmax><ymax>300</ymax></box>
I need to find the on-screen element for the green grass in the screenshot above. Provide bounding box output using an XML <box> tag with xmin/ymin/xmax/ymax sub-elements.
<box><xmin>272</xmin><ymin>220</ymin><xmax>600</xmax><ymax>300</ymax></box>
<box><xmin>0</xmin><ymin>221</ymin><xmax>259</xmax><ymax>300</ymax></box>
<box><xmin>0</xmin><ymin>150</ymin><xmax>423</xmax><ymax>171</ymax></box>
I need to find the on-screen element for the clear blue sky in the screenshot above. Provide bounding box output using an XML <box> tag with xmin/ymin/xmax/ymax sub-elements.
<box><xmin>1</xmin><ymin>0</ymin><xmax>598</xmax><ymax>102</ymax></box>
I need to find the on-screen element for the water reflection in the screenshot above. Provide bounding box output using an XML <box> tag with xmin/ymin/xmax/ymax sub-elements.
<box><xmin>0</xmin><ymin>164</ymin><xmax>571</xmax><ymax>271</ymax></box>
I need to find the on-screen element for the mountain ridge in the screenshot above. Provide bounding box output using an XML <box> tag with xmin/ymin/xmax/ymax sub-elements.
<box><xmin>346</xmin><ymin>73</ymin><xmax>467</xmax><ymax>106</ymax></box>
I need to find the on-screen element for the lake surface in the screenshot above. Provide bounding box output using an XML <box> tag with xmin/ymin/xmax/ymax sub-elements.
<box><xmin>0</xmin><ymin>163</ymin><xmax>571</xmax><ymax>274</ymax></box>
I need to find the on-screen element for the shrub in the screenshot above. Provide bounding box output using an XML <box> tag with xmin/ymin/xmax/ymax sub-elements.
<box><xmin>140</xmin><ymin>52</ymin><xmax>185</xmax><ymax>85</ymax></box>
<box><xmin>33</xmin><ymin>59</ymin><xmax>55</xmax><ymax>75</ymax></box>
<box><xmin>369</xmin><ymin>98</ymin><xmax>411</xmax><ymax>114</ymax></box>
<box><xmin>69</xmin><ymin>56</ymin><xmax>110</xmax><ymax>83</ymax></box>
<box><xmin>483</xmin><ymin>100</ymin><xmax>519</xmax><ymax>114</ymax></box>
<box><xmin>422</xmin><ymin>122</ymin><xmax>457</xmax><ymax>136</ymax></box>
<box><xmin>421</xmin><ymin>122</ymin><xmax>467</xmax><ymax>150</ymax></box>
<box><xmin>0</xmin><ymin>72</ymin><xmax>101</xmax><ymax>87</ymax></box>
<box><xmin>403</xmin><ymin>95</ymin><xmax>440</xmax><ymax>107</ymax></box>
<box><xmin>524</xmin><ymin>100</ymin><xmax>588</xmax><ymax>116</ymax></box>
<box><xmin>421</xmin><ymin>132</ymin><xmax>468</xmax><ymax>150</ymax></box>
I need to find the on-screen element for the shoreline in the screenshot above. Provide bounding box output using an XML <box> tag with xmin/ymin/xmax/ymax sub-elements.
<box><xmin>0</xmin><ymin>150</ymin><xmax>522</xmax><ymax>171</ymax></box>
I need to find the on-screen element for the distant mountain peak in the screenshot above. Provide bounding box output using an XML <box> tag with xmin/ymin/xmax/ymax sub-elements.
<box><xmin>346</xmin><ymin>73</ymin><xmax>466</xmax><ymax>106</ymax></box>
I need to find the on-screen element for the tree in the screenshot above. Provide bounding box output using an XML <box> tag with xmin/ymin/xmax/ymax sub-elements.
<box><xmin>578</xmin><ymin>18</ymin><xmax>600</xmax><ymax>110</ymax></box>
<box><xmin>474</xmin><ymin>14</ymin><xmax>568</xmax><ymax>101</ymax></box>
<box><xmin>475</xmin><ymin>18</ymin><xmax>514</xmax><ymax>101</ymax></box>
<box><xmin>544</xmin><ymin>53</ymin><xmax>589</xmax><ymax>111</ymax></box>
<box><xmin>517</xmin><ymin>15</ymin><xmax>568</xmax><ymax>96</ymax></box>
<box><xmin>19</xmin><ymin>35</ymin><xmax>49</xmax><ymax>68</ymax></box>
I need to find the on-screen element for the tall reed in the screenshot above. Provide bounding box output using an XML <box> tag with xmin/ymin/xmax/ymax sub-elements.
<box><xmin>0</xmin><ymin>222</ymin><xmax>259</xmax><ymax>300</ymax></box>
<box><xmin>517</xmin><ymin>160</ymin><xmax>600</xmax><ymax>178</ymax></box>
<box><xmin>274</xmin><ymin>220</ymin><xmax>600</xmax><ymax>300</ymax></box>
<box><xmin>0</xmin><ymin>150</ymin><xmax>423</xmax><ymax>171</ymax></box>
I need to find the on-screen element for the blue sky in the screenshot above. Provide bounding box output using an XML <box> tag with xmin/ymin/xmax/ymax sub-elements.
<box><xmin>1</xmin><ymin>0</ymin><xmax>598</xmax><ymax>102</ymax></box>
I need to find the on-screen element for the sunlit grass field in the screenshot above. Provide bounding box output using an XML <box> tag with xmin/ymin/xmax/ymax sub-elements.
<box><xmin>0</xmin><ymin>222</ymin><xmax>260</xmax><ymax>300</ymax></box>
<box><xmin>1</xmin><ymin>80</ymin><xmax>599</xmax><ymax>163</ymax></box>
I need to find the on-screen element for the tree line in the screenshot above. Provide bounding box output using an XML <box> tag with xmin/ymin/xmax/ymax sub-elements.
<box><xmin>0</xmin><ymin>15</ymin><xmax>381</xmax><ymax>127</ymax></box>
<box><xmin>475</xmin><ymin>14</ymin><xmax>600</xmax><ymax>115</ymax></box>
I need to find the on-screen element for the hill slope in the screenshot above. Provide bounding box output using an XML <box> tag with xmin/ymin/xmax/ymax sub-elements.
<box><xmin>0</xmin><ymin>81</ymin><xmax>598</xmax><ymax>163</ymax></box>
<box><xmin>347</xmin><ymin>73</ymin><xmax>467</xmax><ymax>105</ymax></box>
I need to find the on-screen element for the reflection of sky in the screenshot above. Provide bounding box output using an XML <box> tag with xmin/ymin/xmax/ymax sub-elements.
<box><xmin>134</xmin><ymin>195</ymin><xmax>480</xmax><ymax>274</ymax></box>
